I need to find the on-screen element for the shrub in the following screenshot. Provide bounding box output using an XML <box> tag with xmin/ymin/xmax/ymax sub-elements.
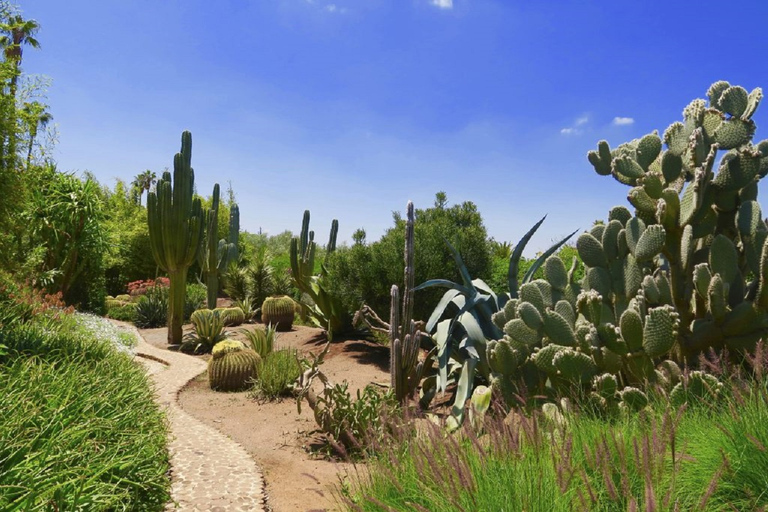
<box><xmin>133</xmin><ymin>286</ymin><xmax>168</xmax><ymax>329</ymax></box>
<box><xmin>184</xmin><ymin>283</ymin><xmax>207</xmax><ymax>321</ymax></box>
<box><xmin>105</xmin><ymin>301</ymin><xmax>137</xmax><ymax>323</ymax></box>
<box><xmin>254</xmin><ymin>348</ymin><xmax>301</xmax><ymax>400</ymax></box>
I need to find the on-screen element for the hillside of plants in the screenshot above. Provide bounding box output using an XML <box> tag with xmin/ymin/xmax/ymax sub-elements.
<box><xmin>3</xmin><ymin>3</ymin><xmax>768</xmax><ymax>510</ymax></box>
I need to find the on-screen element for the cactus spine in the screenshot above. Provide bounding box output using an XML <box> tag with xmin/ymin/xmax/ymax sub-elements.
<box><xmin>199</xmin><ymin>184</ymin><xmax>240</xmax><ymax>309</ymax></box>
<box><xmin>390</xmin><ymin>201</ymin><xmax>423</xmax><ymax>403</ymax></box>
<box><xmin>147</xmin><ymin>131</ymin><xmax>205</xmax><ymax>344</ymax></box>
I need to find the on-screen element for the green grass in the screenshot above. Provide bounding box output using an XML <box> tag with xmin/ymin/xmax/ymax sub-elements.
<box><xmin>0</xmin><ymin>314</ymin><xmax>170</xmax><ymax>511</ymax></box>
<box><xmin>343</xmin><ymin>379</ymin><xmax>768</xmax><ymax>511</ymax></box>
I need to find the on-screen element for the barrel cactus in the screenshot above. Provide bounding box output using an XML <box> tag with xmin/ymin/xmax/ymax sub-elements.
<box><xmin>261</xmin><ymin>296</ymin><xmax>295</xmax><ymax>331</ymax></box>
<box><xmin>208</xmin><ymin>339</ymin><xmax>261</xmax><ymax>392</ymax></box>
<box><xmin>216</xmin><ymin>306</ymin><xmax>245</xmax><ymax>326</ymax></box>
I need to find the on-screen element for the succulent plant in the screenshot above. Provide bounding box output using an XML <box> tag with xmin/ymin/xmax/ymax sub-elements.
<box><xmin>241</xmin><ymin>323</ymin><xmax>278</xmax><ymax>358</ymax></box>
<box><xmin>389</xmin><ymin>201</ymin><xmax>425</xmax><ymax>404</ymax></box>
<box><xmin>181</xmin><ymin>308</ymin><xmax>227</xmax><ymax>353</ymax></box>
<box><xmin>261</xmin><ymin>296</ymin><xmax>295</xmax><ymax>331</ymax></box>
<box><xmin>479</xmin><ymin>82</ymin><xmax>768</xmax><ymax>414</ymax></box>
<box><xmin>147</xmin><ymin>131</ymin><xmax>205</xmax><ymax>344</ymax></box>
<box><xmin>208</xmin><ymin>340</ymin><xmax>260</xmax><ymax>392</ymax></box>
<box><xmin>198</xmin><ymin>184</ymin><xmax>240</xmax><ymax>309</ymax></box>
<box><xmin>216</xmin><ymin>306</ymin><xmax>245</xmax><ymax>326</ymax></box>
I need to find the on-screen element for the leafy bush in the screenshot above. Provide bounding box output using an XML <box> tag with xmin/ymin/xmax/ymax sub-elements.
<box><xmin>324</xmin><ymin>193</ymin><xmax>492</xmax><ymax>323</ymax></box>
<box><xmin>254</xmin><ymin>348</ymin><xmax>301</xmax><ymax>400</ymax></box>
<box><xmin>0</xmin><ymin>315</ymin><xmax>170</xmax><ymax>510</ymax></box>
<box><xmin>184</xmin><ymin>283</ymin><xmax>207</xmax><ymax>321</ymax></box>
<box><xmin>105</xmin><ymin>301</ymin><xmax>137</xmax><ymax>323</ymax></box>
<box><xmin>133</xmin><ymin>286</ymin><xmax>168</xmax><ymax>329</ymax></box>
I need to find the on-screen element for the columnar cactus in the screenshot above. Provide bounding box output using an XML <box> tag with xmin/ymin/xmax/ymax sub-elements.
<box><xmin>289</xmin><ymin>210</ymin><xmax>344</xmax><ymax>339</ymax></box>
<box><xmin>147</xmin><ymin>131</ymin><xmax>205</xmax><ymax>345</ymax></box>
<box><xmin>390</xmin><ymin>201</ymin><xmax>424</xmax><ymax>403</ymax></box>
<box><xmin>208</xmin><ymin>340</ymin><xmax>261</xmax><ymax>392</ymax></box>
<box><xmin>261</xmin><ymin>295</ymin><xmax>295</xmax><ymax>331</ymax></box>
<box><xmin>199</xmin><ymin>184</ymin><xmax>240</xmax><ymax>309</ymax></box>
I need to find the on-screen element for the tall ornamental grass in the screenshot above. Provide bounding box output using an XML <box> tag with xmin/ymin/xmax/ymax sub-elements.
<box><xmin>0</xmin><ymin>313</ymin><xmax>170</xmax><ymax>511</ymax></box>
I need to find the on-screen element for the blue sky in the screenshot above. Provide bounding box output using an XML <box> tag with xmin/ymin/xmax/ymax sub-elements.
<box><xmin>21</xmin><ymin>0</ymin><xmax>768</xmax><ymax>253</ymax></box>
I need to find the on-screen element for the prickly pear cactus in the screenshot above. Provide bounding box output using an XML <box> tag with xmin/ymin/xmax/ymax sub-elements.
<box><xmin>261</xmin><ymin>296</ymin><xmax>295</xmax><ymax>331</ymax></box>
<box><xmin>487</xmin><ymin>81</ymin><xmax>768</xmax><ymax>409</ymax></box>
<box><xmin>208</xmin><ymin>340</ymin><xmax>261</xmax><ymax>392</ymax></box>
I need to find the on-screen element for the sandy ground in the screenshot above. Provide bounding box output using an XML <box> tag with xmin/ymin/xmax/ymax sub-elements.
<box><xmin>142</xmin><ymin>323</ymin><xmax>389</xmax><ymax>512</ymax></box>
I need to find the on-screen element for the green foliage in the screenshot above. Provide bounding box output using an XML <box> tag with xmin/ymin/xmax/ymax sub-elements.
<box><xmin>147</xmin><ymin>131</ymin><xmax>205</xmax><ymax>344</ymax></box>
<box><xmin>133</xmin><ymin>285</ymin><xmax>168</xmax><ymax>329</ymax></box>
<box><xmin>313</xmin><ymin>382</ymin><xmax>397</xmax><ymax>458</ymax></box>
<box><xmin>207</xmin><ymin>340</ymin><xmax>260</xmax><ymax>392</ymax></box>
<box><xmin>0</xmin><ymin>313</ymin><xmax>170</xmax><ymax>510</ymax></box>
<box><xmin>184</xmin><ymin>282</ymin><xmax>207</xmax><ymax>321</ymax></box>
<box><xmin>105</xmin><ymin>301</ymin><xmax>137</xmax><ymax>322</ymax></box>
<box><xmin>241</xmin><ymin>323</ymin><xmax>278</xmax><ymax>358</ymax></box>
<box><xmin>254</xmin><ymin>348</ymin><xmax>301</xmax><ymax>400</ymax></box>
<box><xmin>325</xmin><ymin>193</ymin><xmax>493</xmax><ymax>324</ymax></box>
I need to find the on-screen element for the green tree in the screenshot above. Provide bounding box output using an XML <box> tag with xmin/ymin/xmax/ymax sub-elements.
<box><xmin>20</xmin><ymin>100</ymin><xmax>51</xmax><ymax>170</ymax></box>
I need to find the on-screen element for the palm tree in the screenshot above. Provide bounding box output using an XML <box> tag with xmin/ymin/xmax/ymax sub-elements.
<box><xmin>20</xmin><ymin>100</ymin><xmax>51</xmax><ymax>170</ymax></box>
<box><xmin>0</xmin><ymin>15</ymin><xmax>40</xmax><ymax>101</ymax></box>
<box><xmin>131</xmin><ymin>169</ymin><xmax>156</xmax><ymax>205</ymax></box>
<box><xmin>0</xmin><ymin>14</ymin><xmax>40</xmax><ymax>163</ymax></box>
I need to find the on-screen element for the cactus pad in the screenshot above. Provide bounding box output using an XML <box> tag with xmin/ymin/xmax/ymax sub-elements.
<box><xmin>543</xmin><ymin>310</ymin><xmax>577</xmax><ymax>347</ymax></box>
<box><xmin>503</xmin><ymin>319</ymin><xmax>541</xmax><ymax>346</ymax></box>
<box><xmin>577</xmin><ymin>232</ymin><xmax>608</xmax><ymax>269</ymax></box>
<box><xmin>517</xmin><ymin>301</ymin><xmax>544</xmax><ymax>331</ymax></box>
<box><xmin>619</xmin><ymin>387</ymin><xmax>649</xmax><ymax>412</ymax></box>
<box><xmin>642</xmin><ymin>306</ymin><xmax>679</xmax><ymax>357</ymax></box>
<box><xmin>634</xmin><ymin>225</ymin><xmax>666</xmax><ymax>263</ymax></box>
<box><xmin>669</xmin><ymin>371</ymin><xmax>723</xmax><ymax>407</ymax></box>
<box><xmin>553</xmin><ymin>348</ymin><xmax>597</xmax><ymax>383</ymax></box>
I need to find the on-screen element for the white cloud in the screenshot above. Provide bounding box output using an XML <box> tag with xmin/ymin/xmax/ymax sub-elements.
<box><xmin>575</xmin><ymin>115</ymin><xmax>589</xmax><ymax>126</ymax></box>
<box><xmin>560</xmin><ymin>114</ymin><xmax>589</xmax><ymax>135</ymax></box>
<box><xmin>612</xmin><ymin>116</ymin><xmax>635</xmax><ymax>126</ymax></box>
<box><xmin>430</xmin><ymin>0</ymin><xmax>453</xmax><ymax>9</ymax></box>
<box><xmin>324</xmin><ymin>3</ymin><xmax>347</xmax><ymax>13</ymax></box>
<box><xmin>560</xmin><ymin>128</ymin><xmax>579</xmax><ymax>135</ymax></box>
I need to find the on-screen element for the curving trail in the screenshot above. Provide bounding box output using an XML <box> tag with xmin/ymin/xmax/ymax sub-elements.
<box><xmin>114</xmin><ymin>322</ymin><xmax>267</xmax><ymax>511</ymax></box>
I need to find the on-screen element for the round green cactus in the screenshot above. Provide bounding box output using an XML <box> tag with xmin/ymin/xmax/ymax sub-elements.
<box><xmin>208</xmin><ymin>340</ymin><xmax>261</xmax><ymax>392</ymax></box>
<box><xmin>261</xmin><ymin>295</ymin><xmax>295</xmax><ymax>331</ymax></box>
<box><xmin>217</xmin><ymin>306</ymin><xmax>245</xmax><ymax>327</ymax></box>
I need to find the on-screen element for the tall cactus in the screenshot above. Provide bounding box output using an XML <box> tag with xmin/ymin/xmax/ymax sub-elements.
<box><xmin>147</xmin><ymin>130</ymin><xmax>205</xmax><ymax>344</ymax></box>
<box><xmin>198</xmin><ymin>184</ymin><xmax>240</xmax><ymax>309</ymax></box>
<box><xmin>289</xmin><ymin>210</ymin><xmax>344</xmax><ymax>339</ymax></box>
<box><xmin>390</xmin><ymin>201</ymin><xmax>423</xmax><ymax>403</ymax></box>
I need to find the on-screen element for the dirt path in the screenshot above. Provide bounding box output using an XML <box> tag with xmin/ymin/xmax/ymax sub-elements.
<box><xmin>172</xmin><ymin>325</ymin><xmax>390</xmax><ymax>512</ymax></box>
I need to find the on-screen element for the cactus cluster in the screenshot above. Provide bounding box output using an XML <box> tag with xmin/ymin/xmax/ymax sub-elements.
<box><xmin>181</xmin><ymin>308</ymin><xmax>227</xmax><ymax>353</ymax></box>
<box><xmin>289</xmin><ymin>210</ymin><xmax>345</xmax><ymax>339</ymax></box>
<box><xmin>208</xmin><ymin>339</ymin><xmax>261</xmax><ymax>392</ymax></box>
<box><xmin>484</xmin><ymin>81</ymin><xmax>768</xmax><ymax>409</ymax></box>
<box><xmin>261</xmin><ymin>296</ymin><xmax>295</xmax><ymax>331</ymax></box>
<box><xmin>390</xmin><ymin>201</ymin><xmax>425</xmax><ymax>403</ymax></box>
<box><xmin>198</xmin><ymin>184</ymin><xmax>240</xmax><ymax>310</ymax></box>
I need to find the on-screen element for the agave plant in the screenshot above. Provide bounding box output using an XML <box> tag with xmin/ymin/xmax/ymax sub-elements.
<box><xmin>241</xmin><ymin>323</ymin><xmax>278</xmax><ymax>358</ymax></box>
<box><xmin>417</xmin><ymin>216</ymin><xmax>577</xmax><ymax>426</ymax></box>
<box><xmin>181</xmin><ymin>308</ymin><xmax>228</xmax><ymax>354</ymax></box>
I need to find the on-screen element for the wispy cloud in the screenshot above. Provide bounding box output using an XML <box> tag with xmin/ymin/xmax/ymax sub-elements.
<box><xmin>560</xmin><ymin>114</ymin><xmax>589</xmax><ymax>135</ymax></box>
<box><xmin>612</xmin><ymin>116</ymin><xmax>634</xmax><ymax>126</ymax></box>
<box><xmin>430</xmin><ymin>0</ymin><xmax>454</xmax><ymax>9</ymax></box>
<box><xmin>325</xmin><ymin>4</ymin><xmax>346</xmax><ymax>13</ymax></box>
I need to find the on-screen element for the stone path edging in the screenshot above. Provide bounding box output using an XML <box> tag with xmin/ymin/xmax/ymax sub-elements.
<box><xmin>114</xmin><ymin>323</ymin><xmax>267</xmax><ymax>511</ymax></box>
